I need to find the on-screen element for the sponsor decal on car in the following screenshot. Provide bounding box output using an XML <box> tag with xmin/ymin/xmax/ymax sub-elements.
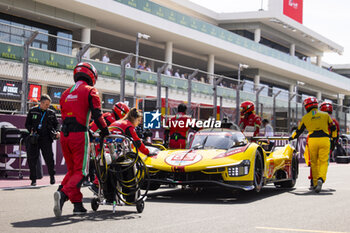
<box><xmin>165</xmin><ymin>151</ymin><xmax>202</xmax><ymax>166</ymax></box>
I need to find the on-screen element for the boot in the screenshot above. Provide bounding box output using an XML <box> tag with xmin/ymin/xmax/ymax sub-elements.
<box><xmin>53</xmin><ymin>191</ymin><xmax>67</xmax><ymax>217</ymax></box>
<box><xmin>30</xmin><ymin>180</ymin><xmax>36</xmax><ymax>186</ymax></box>
<box><xmin>50</xmin><ymin>175</ymin><xmax>55</xmax><ymax>185</ymax></box>
<box><xmin>73</xmin><ymin>202</ymin><xmax>87</xmax><ymax>215</ymax></box>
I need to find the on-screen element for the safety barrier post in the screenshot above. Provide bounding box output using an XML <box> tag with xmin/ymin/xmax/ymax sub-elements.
<box><xmin>21</xmin><ymin>31</ymin><xmax>38</xmax><ymax>114</ymax></box>
<box><xmin>120</xmin><ymin>53</ymin><xmax>133</xmax><ymax>103</ymax></box>
<box><xmin>76</xmin><ymin>43</ymin><xmax>91</xmax><ymax>63</ymax></box>
<box><xmin>288</xmin><ymin>93</ymin><xmax>296</xmax><ymax>133</ymax></box>
<box><xmin>220</xmin><ymin>96</ymin><xmax>223</xmax><ymax>121</ymax></box>
<box><xmin>213</xmin><ymin>75</ymin><xmax>223</xmax><ymax>119</ymax></box>
<box><xmin>273</xmin><ymin>90</ymin><xmax>281</xmax><ymax>131</ymax></box>
<box><xmin>255</xmin><ymin>86</ymin><xmax>264</xmax><ymax>116</ymax></box>
<box><xmin>187</xmin><ymin>69</ymin><xmax>198</xmax><ymax>116</ymax></box>
<box><xmin>156</xmin><ymin>63</ymin><xmax>168</xmax><ymax>112</ymax></box>
<box><xmin>345</xmin><ymin>106</ymin><xmax>348</xmax><ymax>135</ymax></box>
<box><xmin>235</xmin><ymin>81</ymin><xmax>245</xmax><ymax>125</ymax></box>
<box><xmin>165</xmin><ymin>86</ymin><xmax>169</xmax><ymax>116</ymax></box>
<box><xmin>336</xmin><ymin>103</ymin><xmax>340</xmax><ymax>124</ymax></box>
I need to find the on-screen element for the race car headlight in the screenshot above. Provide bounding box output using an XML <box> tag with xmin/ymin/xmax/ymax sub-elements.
<box><xmin>227</xmin><ymin>160</ymin><xmax>250</xmax><ymax>177</ymax></box>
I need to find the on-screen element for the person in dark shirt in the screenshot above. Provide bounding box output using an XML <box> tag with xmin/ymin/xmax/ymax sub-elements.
<box><xmin>25</xmin><ymin>94</ymin><xmax>60</xmax><ymax>186</ymax></box>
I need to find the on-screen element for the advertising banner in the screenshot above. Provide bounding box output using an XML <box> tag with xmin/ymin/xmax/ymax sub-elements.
<box><xmin>48</xmin><ymin>86</ymin><xmax>66</xmax><ymax>104</ymax></box>
<box><xmin>0</xmin><ymin>79</ymin><xmax>21</xmax><ymax>100</ymax></box>
<box><xmin>283</xmin><ymin>0</ymin><xmax>303</xmax><ymax>24</ymax></box>
<box><xmin>28</xmin><ymin>84</ymin><xmax>41</xmax><ymax>101</ymax></box>
<box><xmin>103</xmin><ymin>93</ymin><xmax>119</xmax><ymax>109</ymax></box>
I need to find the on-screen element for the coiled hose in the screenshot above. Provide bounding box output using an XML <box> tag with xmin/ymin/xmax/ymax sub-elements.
<box><xmin>94</xmin><ymin>135</ymin><xmax>150</xmax><ymax>206</ymax></box>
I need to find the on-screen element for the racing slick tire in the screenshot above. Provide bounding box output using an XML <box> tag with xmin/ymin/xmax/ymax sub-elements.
<box><xmin>91</xmin><ymin>198</ymin><xmax>99</xmax><ymax>211</ymax></box>
<box><xmin>253</xmin><ymin>150</ymin><xmax>264</xmax><ymax>192</ymax></box>
<box><xmin>274</xmin><ymin>156</ymin><xmax>299</xmax><ymax>188</ymax></box>
<box><xmin>336</xmin><ymin>156</ymin><xmax>350</xmax><ymax>164</ymax></box>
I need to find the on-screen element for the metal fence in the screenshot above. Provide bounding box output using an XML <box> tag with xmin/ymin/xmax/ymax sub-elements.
<box><xmin>0</xmin><ymin>22</ymin><xmax>349</xmax><ymax>134</ymax></box>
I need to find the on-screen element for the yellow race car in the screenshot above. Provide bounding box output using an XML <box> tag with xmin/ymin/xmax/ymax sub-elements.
<box><xmin>142</xmin><ymin>128</ymin><xmax>298</xmax><ymax>192</ymax></box>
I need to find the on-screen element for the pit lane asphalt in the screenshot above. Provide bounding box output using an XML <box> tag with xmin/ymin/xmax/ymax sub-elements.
<box><xmin>1</xmin><ymin>163</ymin><xmax>350</xmax><ymax>233</ymax></box>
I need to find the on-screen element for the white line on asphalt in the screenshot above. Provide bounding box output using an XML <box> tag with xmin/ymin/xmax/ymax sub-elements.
<box><xmin>256</xmin><ymin>226</ymin><xmax>349</xmax><ymax>233</ymax></box>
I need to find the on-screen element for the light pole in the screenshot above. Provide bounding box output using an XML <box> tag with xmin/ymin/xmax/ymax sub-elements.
<box><xmin>21</xmin><ymin>31</ymin><xmax>38</xmax><ymax>114</ymax></box>
<box><xmin>134</xmin><ymin>32</ymin><xmax>150</xmax><ymax>107</ymax></box>
<box><xmin>236</xmin><ymin>63</ymin><xmax>249</xmax><ymax>124</ymax></box>
<box><xmin>237</xmin><ymin>63</ymin><xmax>249</xmax><ymax>85</ymax></box>
<box><xmin>295</xmin><ymin>81</ymin><xmax>305</xmax><ymax>125</ymax></box>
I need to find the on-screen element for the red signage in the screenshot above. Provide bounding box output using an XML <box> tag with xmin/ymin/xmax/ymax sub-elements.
<box><xmin>283</xmin><ymin>0</ymin><xmax>303</xmax><ymax>24</ymax></box>
<box><xmin>28</xmin><ymin>84</ymin><xmax>41</xmax><ymax>100</ymax></box>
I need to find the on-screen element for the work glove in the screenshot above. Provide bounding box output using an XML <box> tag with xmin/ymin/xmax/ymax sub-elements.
<box><xmin>99</xmin><ymin>127</ymin><xmax>110</xmax><ymax>138</ymax></box>
<box><xmin>288</xmin><ymin>136</ymin><xmax>294</xmax><ymax>141</ymax></box>
<box><xmin>147</xmin><ymin>152</ymin><xmax>158</xmax><ymax>157</ymax></box>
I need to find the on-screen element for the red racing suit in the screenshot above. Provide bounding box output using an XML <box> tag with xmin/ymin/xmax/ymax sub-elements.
<box><xmin>90</xmin><ymin>112</ymin><xmax>118</xmax><ymax>132</ymax></box>
<box><xmin>109</xmin><ymin>120</ymin><xmax>149</xmax><ymax>155</ymax></box>
<box><xmin>60</xmin><ymin>80</ymin><xmax>107</xmax><ymax>203</ymax></box>
<box><xmin>239</xmin><ymin>112</ymin><xmax>262</xmax><ymax>137</ymax></box>
<box><xmin>331</xmin><ymin>118</ymin><xmax>340</xmax><ymax>140</ymax></box>
<box><xmin>165</xmin><ymin>112</ymin><xmax>191</xmax><ymax>149</ymax></box>
<box><xmin>330</xmin><ymin>118</ymin><xmax>340</xmax><ymax>153</ymax></box>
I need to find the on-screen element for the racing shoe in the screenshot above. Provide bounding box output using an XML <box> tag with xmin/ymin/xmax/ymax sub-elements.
<box><xmin>314</xmin><ymin>179</ymin><xmax>323</xmax><ymax>193</ymax></box>
<box><xmin>73</xmin><ymin>202</ymin><xmax>87</xmax><ymax>215</ymax></box>
<box><xmin>53</xmin><ymin>191</ymin><xmax>67</xmax><ymax>217</ymax></box>
<box><xmin>89</xmin><ymin>183</ymin><xmax>99</xmax><ymax>195</ymax></box>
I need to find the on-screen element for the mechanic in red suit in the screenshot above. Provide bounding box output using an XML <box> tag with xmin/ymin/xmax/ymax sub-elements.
<box><xmin>109</xmin><ymin>107</ymin><xmax>150</xmax><ymax>155</ymax></box>
<box><xmin>239</xmin><ymin>101</ymin><xmax>262</xmax><ymax>137</ymax></box>
<box><xmin>164</xmin><ymin>103</ymin><xmax>192</xmax><ymax>149</ymax></box>
<box><xmin>320</xmin><ymin>101</ymin><xmax>340</xmax><ymax>158</ymax></box>
<box><xmin>89</xmin><ymin>102</ymin><xmax>129</xmax><ymax>132</ymax></box>
<box><xmin>54</xmin><ymin>62</ymin><xmax>109</xmax><ymax>217</ymax></box>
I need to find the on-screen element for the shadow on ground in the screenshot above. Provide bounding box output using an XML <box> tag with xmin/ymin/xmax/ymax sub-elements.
<box><xmin>11</xmin><ymin>209</ymin><xmax>141</xmax><ymax>228</ymax></box>
<box><xmin>289</xmin><ymin>188</ymin><xmax>336</xmax><ymax>196</ymax></box>
<box><xmin>146</xmin><ymin>185</ymin><xmax>293</xmax><ymax>205</ymax></box>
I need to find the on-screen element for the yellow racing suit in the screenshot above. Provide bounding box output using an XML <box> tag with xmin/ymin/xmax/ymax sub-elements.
<box><xmin>290</xmin><ymin>108</ymin><xmax>336</xmax><ymax>186</ymax></box>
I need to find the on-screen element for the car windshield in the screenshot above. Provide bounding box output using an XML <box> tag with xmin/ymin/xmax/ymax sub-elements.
<box><xmin>190</xmin><ymin>131</ymin><xmax>247</xmax><ymax>150</ymax></box>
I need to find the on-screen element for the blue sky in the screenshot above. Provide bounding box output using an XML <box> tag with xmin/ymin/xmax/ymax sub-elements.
<box><xmin>190</xmin><ymin>0</ymin><xmax>350</xmax><ymax>65</ymax></box>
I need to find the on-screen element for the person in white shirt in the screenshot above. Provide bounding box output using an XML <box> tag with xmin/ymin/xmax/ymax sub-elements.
<box><xmin>165</xmin><ymin>68</ymin><xmax>172</xmax><ymax>76</ymax></box>
<box><xmin>102</xmin><ymin>52</ymin><xmax>110</xmax><ymax>63</ymax></box>
<box><xmin>174</xmin><ymin>69</ymin><xmax>180</xmax><ymax>78</ymax></box>
<box><xmin>262</xmin><ymin>119</ymin><xmax>275</xmax><ymax>151</ymax></box>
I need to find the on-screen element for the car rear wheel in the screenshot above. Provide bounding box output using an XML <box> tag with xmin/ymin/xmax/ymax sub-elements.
<box><xmin>275</xmin><ymin>156</ymin><xmax>298</xmax><ymax>188</ymax></box>
<box><xmin>253</xmin><ymin>150</ymin><xmax>264</xmax><ymax>192</ymax></box>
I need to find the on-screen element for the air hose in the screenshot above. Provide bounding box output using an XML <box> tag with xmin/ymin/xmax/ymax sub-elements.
<box><xmin>94</xmin><ymin>134</ymin><xmax>150</xmax><ymax>206</ymax></box>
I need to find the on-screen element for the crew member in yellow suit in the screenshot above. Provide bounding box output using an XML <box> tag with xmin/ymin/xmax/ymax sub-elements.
<box><xmin>289</xmin><ymin>97</ymin><xmax>336</xmax><ymax>193</ymax></box>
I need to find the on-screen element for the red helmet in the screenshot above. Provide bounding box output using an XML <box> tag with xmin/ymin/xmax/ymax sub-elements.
<box><xmin>320</xmin><ymin>101</ymin><xmax>333</xmax><ymax>114</ymax></box>
<box><xmin>73</xmin><ymin>62</ymin><xmax>98</xmax><ymax>86</ymax></box>
<box><xmin>240</xmin><ymin>101</ymin><xmax>255</xmax><ymax>116</ymax></box>
<box><xmin>113</xmin><ymin>102</ymin><xmax>130</xmax><ymax>119</ymax></box>
<box><xmin>303</xmin><ymin>97</ymin><xmax>318</xmax><ymax>112</ymax></box>
<box><xmin>29</xmin><ymin>97</ymin><xmax>38</xmax><ymax>103</ymax></box>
